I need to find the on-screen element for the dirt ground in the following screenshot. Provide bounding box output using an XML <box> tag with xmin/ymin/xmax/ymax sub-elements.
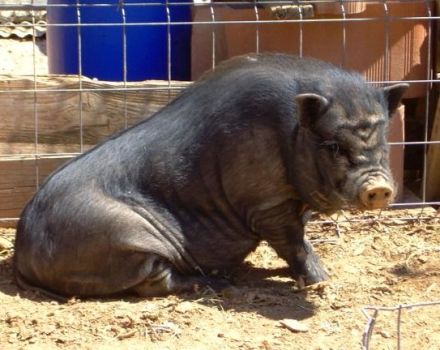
<box><xmin>1</xmin><ymin>36</ymin><xmax>439</xmax><ymax>350</ymax></box>
<box><xmin>0</xmin><ymin>208</ymin><xmax>439</xmax><ymax>350</ymax></box>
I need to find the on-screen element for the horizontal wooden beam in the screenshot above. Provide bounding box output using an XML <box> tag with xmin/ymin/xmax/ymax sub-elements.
<box><xmin>0</xmin><ymin>75</ymin><xmax>190</xmax><ymax>154</ymax></box>
<box><xmin>0</xmin><ymin>156</ymin><xmax>70</xmax><ymax>220</ymax></box>
<box><xmin>0</xmin><ymin>75</ymin><xmax>190</xmax><ymax>223</ymax></box>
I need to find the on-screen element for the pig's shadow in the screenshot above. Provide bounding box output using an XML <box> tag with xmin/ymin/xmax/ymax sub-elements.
<box><xmin>186</xmin><ymin>265</ymin><xmax>318</xmax><ymax>321</ymax></box>
<box><xmin>0</xmin><ymin>255</ymin><xmax>316</xmax><ymax>321</ymax></box>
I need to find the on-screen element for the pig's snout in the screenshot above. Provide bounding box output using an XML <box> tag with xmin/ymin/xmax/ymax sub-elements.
<box><xmin>359</xmin><ymin>180</ymin><xmax>394</xmax><ymax>210</ymax></box>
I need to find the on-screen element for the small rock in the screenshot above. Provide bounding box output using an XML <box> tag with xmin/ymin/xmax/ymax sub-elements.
<box><xmin>117</xmin><ymin>329</ymin><xmax>136</xmax><ymax>340</ymax></box>
<box><xmin>372</xmin><ymin>285</ymin><xmax>393</xmax><ymax>294</ymax></box>
<box><xmin>8</xmin><ymin>333</ymin><xmax>17</xmax><ymax>344</ymax></box>
<box><xmin>426</xmin><ymin>283</ymin><xmax>438</xmax><ymax>294</ymax></box>
<box><xmin>0</xmin><ymin>236</ymin><xmax>13</xmax><ymax>250</ymax></box>
<box><xmin>67</xmin><ymin>297</ymin><xmax>80</xmax><ymax>305</ymax></box>
<box><xmin>279</xmin><ymin>319</ymin><xmax>309</xmax><ymax>333</ymax></box>
<box><xmin>55</xmin><ymin>336</ymin><xmax>69</xmax><ymax>344</ymax></box>
<box><xmin>330</xmin><ymin>301</ymin><xmax>346</xmax><ymax>310</ymax></box>
<box><xmin>417</xmin><ymin>255</ymin><xmax>428</xmax><ymax>264</ymax></box>
<box><xmin>141</xmin><ymin>304</ymin><xmax>160</xmax><ymax>321</ymax></box>
<box><xmin>371</xmin><ymin>243</ymin><xmax>381</xmax><ymax>251</ymax></box>
<box><xmin>118</xmin><ymin>316</ymin><xmax>134</xmax><ymax>329</ymax></box>
<box><xmin>42</xmin><ymin>325</ymin><xmax>56</xmax><ymax>335</ymax></box>
<box><xmin>353</xmin><ymin>245</ymin><xmax>365</xmax><ymax>256</ymax></box>
<box><xmin>378</xmin><ymin>330</ymin><xmax>392</xmax><ymax>338</ymax></box>
<box><xmin>18</xmin><ymin>328</ymin><xmax>33</xmax><ymax>341</ymax></box>
<box><xmin>174</xmin><ymin>301</ymin><xmax>193</xmax><ymax>313</ymax></box>
<box><xmin>261</xmin><ymin>339</ymin><xmax>272</xmax><ymax>350</ymax></box>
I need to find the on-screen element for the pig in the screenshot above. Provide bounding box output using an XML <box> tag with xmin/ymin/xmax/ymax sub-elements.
<box><xmin>14</xmin><ymin>53</ymin><xmax>408</xmax><ymax>298</ymax></box>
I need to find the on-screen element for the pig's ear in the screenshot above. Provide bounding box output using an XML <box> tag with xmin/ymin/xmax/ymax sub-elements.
<box><xmin>382</xmin><ymin>83</ymin><xmax>409</xmax><ymax>116</ymax></box>
<box><xmin>295</xmin><ymin>93</ymin><xmax>330</xmax><ymax>129</ymax></box>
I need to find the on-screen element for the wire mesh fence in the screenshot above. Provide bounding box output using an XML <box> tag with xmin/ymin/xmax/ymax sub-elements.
<box><xmin>0</xmin><ymin>1</ymin><xmax>439</xmax><ymax>347</ymax></box>
<box><xmin>362</xmin><ymin>300</ymin><xmax>440</xmax><ymax>350</ymax></box>
<box><xmin>0</xmin><ymin>1</ymin><xmax>438</xmax><ymax>224</ymax></box>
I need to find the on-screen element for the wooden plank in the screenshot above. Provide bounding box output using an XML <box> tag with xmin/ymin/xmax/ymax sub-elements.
<box><xmin>0</xmin><ymin>75</ymin><xmax>191</xmax><ymax>224</ymax></box>
<box><xmin>0</xmin><ymin>156</ymin><xmax>72</xmax><ymax>219</ymax></box>
<box><xmin>389</xmin><ymin>105</ymin><xmax>405</xmax><ymax>201</ymax></box>
<box><xmin>429</xmin><ymin>1</ymin><xmax>440</xmax><ymax>199</ymax></box>
<box><xmin>0</xmin><ymin>75</ymin><xmax>191</xmax><ymax>154</ymax></box>
<box><xmin>426</xmin><ymin>96</ymin><xmax>440</xmax><ymax>201</ymax></box>
<box><xmin>436</xmin><ymin>0</ymin><xmax>440</xmax><ymax>74</ymax></box>
<box><xmin>0</xmin><ymin>155</ymin><xmax>71</xmax><ymax>188</ymax></box>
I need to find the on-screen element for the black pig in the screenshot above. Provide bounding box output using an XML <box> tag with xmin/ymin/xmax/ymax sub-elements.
<box><xmin>14</xmin><ymin>54</ymin><xmax>408</xmax><ymax>297</ymax></box>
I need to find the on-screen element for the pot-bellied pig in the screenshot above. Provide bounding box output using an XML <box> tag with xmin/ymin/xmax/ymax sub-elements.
<box><xmin>14</xmin><ymin>54</ymin><xmax>408</xmax><ymax>298</ymax></box>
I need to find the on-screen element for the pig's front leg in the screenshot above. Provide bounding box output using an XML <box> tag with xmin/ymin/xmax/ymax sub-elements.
<box><xmin>251</xmin><ymin>200</ymin><xmax>328</xmax><ymax>286</ymax></box>
<box><xmin>275</xmin><ymin>237</ymin><xmax>329</xmax><ymax>287</ymax></box>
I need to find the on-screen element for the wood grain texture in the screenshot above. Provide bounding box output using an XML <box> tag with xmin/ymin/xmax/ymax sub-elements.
<box><xmin>426</xmin><ymin>97</ymin><xmax>440</xmax><ymax>201</ymax></box>
<box><xmin>0</xmin><ymin>75</ymin><xmax>190</xmax><ymax>153</ymax></box>
<box><xmin>0</xmin><ymin>75</ymin><xmax>190</xmax><ymax>223</ymax></box>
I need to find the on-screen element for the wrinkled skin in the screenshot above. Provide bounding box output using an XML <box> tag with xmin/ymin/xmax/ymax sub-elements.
<box><xmin>14</xmin><ymin>54</ymin><xmax>408</xmax><ymax>298</ymax></box>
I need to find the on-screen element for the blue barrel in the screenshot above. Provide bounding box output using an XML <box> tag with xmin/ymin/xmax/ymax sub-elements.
<box><xmin>47</xmin><ymin>0</ymin><xmax>191</xmax><ymax>81</ymax></box>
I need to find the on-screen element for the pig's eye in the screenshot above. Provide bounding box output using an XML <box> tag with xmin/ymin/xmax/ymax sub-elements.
<box><xmin>320</xmin><ymin>140</ymin><xmax>339</xmax><ymax>155</ymax></box>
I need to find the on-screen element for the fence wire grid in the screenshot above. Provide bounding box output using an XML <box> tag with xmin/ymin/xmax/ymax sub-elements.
<box><xmin>0</xmin><ymin>0</ymin><xmax>438</xmax><ymax>231</ymax></box>
<box><xmin>0</xmin><ymin>0</ymin><xmax>439</xmax><ymax>348</ymax></box>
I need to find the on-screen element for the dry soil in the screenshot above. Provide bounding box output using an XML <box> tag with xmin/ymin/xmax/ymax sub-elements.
<box><xmin>1</xmin><ymin>208</ymin><xmax>439</xmax><ymax>350</ymax></box>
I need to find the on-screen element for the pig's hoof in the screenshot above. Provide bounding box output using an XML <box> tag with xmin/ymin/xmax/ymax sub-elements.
<box><xmin>294</xmin><ymin>261</ymin><xmax>328</xmax><ymax>288</ymax></box>
<box><xmin>302</xmin><ymin>240</ymin><xmax>329</xmax><ymax>285</ymax></box>
<box><xmin>303</xmin><ymin>264</ymin><xmax>329</xmax><ymax>286</ymax></box>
